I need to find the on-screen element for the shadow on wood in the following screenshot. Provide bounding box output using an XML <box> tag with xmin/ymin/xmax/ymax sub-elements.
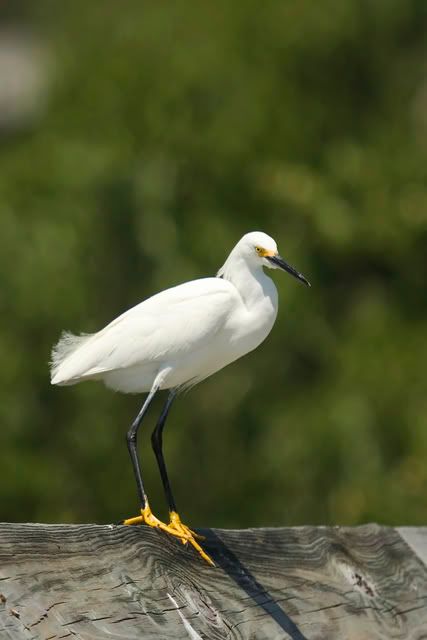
<box><xmin>0</xmin><ymin>523</ymin><xmax>426</xmax><ymax>639</ymax></box>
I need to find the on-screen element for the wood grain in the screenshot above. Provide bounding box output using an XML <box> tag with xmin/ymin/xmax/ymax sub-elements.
<box><xmin>0</xmin><ymin>523</ymin><xmax>426</xmax><ymax>639</ymax></box>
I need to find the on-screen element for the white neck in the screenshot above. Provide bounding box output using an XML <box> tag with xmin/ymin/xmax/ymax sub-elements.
<box><xmin>218</xmin><ymin>252</ymin><xmax>276</xmax><ymax>308</ymax></box>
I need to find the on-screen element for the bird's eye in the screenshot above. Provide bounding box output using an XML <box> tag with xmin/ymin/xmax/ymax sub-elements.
<box><xmin>255</xmin><ymin>246</ymin><xmax>262</xmax><ymax>254</ymax></box>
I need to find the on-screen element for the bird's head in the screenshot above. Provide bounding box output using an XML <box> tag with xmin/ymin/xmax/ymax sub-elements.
<box><xmin>237</xmin><ymin>231</ymin><xmax>311</xmax><ymax>287</ymax></box>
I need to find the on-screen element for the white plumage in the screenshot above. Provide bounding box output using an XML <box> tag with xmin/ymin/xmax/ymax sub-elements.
<box><xmin>51</xmin><ymin>231</ymin><xmax>309</xmax><ymax>393</ymax></box>
<box><xmin>50</xmin><ymin>230</ymin><xmax>310</xmax><ymax>566</ymax></box>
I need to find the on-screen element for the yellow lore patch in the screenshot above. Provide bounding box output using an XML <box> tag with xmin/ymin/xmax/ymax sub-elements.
<box><xmin>256</xmin><ymin>247</ymin><xmax>276</xmax><ymax>257</ymax></box>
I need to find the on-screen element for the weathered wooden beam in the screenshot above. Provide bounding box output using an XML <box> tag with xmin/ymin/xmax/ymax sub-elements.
<box><xmin>0</xmin><ymin>523</ymin><xmax>426</xmax><ymax>639</ymax></box>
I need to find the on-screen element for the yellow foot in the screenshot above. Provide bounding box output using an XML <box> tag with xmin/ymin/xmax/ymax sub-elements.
<box><xmin>123</xmin><ymin>505</ymin><xmax>214</xmax><ymax>566</ymax></box>
<box><xmin>122</xmin><ymin>504</ymin><xmax>189</xmax><ymax>536</ymax></box>
<box><xmin>168</xmin><ymin>511</ymin><xmax>214</xmax><ymax>566</ymax></box>
<box><xmin>169</xmin><ymin>511</ymin><xmax>205</xmax><ymax>541</ymax></box>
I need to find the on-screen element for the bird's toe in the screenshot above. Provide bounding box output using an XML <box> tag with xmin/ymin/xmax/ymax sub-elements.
<box><xmin>122</xmin><ymin>504</ymin><xmax>213</xmax><ymax>565</ymax></box>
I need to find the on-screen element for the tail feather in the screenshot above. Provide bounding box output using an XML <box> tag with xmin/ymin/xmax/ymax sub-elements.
<box><xmin>50</xmin><ymin>331</ymin><xmax>93</xmax><ymax>385</ymax></box>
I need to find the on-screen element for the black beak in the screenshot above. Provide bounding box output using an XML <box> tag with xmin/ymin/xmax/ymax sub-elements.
<box><xmin>267</xmin><ymin>255</ymin><xmax>311</xmax><ymax>287</ymax></box>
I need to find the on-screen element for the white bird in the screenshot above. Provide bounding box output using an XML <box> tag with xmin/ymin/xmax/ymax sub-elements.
<box><xmin>51</xmin><ymin>231</ymin><xmax>310</xmax><ymax>564</ymax></box>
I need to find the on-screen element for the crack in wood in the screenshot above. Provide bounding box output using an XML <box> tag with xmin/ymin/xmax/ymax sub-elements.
<box><xmin>29</xmin><ymin>612</ymin><xmax>48</xmax><ymax>627</ymax></box>
<box><xmin>110</xmin><ymin>616</ymin><xmax>138</xmax><ymax>624</ymax></box>
<box><xmin>46</xmin><ymin>600</ymin><xmax>68</xmax><ymax>612</ymax></box>
<box><xmin>303</xmin><ymin>601</ymin><xmax>347</xmax><ymax>614</ymax></box>
<box><xmin>395</xmin><ymin>602</ymin><xmax>427</xmax><ymax>617</ymax></box>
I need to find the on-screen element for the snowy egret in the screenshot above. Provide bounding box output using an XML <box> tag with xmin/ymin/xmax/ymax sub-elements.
<box><xmin>51</xmin><ymin>231</ymin><xmax>310</xmax><ymax>564</ymax></box>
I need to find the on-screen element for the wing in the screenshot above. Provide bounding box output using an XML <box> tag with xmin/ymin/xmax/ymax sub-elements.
<box><xmin>52</xmin><ymin>277</ymin><xmax>239</xmax><ymax>383</ymax></box>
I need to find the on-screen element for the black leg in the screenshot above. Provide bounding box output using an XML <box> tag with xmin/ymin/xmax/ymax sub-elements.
<box><xmin>151</xmin><ymin>390</ymin><xmax>178</xmax><ymax>513</ymax></box>
<box><xmin>126</xmin><ymin>385</ymin><xmax>159</xmax><ymax>508</ymax></box>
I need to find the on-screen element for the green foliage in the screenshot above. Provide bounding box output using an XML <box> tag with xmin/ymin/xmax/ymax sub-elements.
<box><xmin>0</xmin><ymin>1</ymin><xmax>426</xmax><ymax>528</ymax></box>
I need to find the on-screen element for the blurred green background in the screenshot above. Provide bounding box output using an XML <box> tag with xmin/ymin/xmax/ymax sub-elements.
<box><xmin>0</xmin><ymin>1</ymin><xmax>426</xmax><ymax>529</ymax></box>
